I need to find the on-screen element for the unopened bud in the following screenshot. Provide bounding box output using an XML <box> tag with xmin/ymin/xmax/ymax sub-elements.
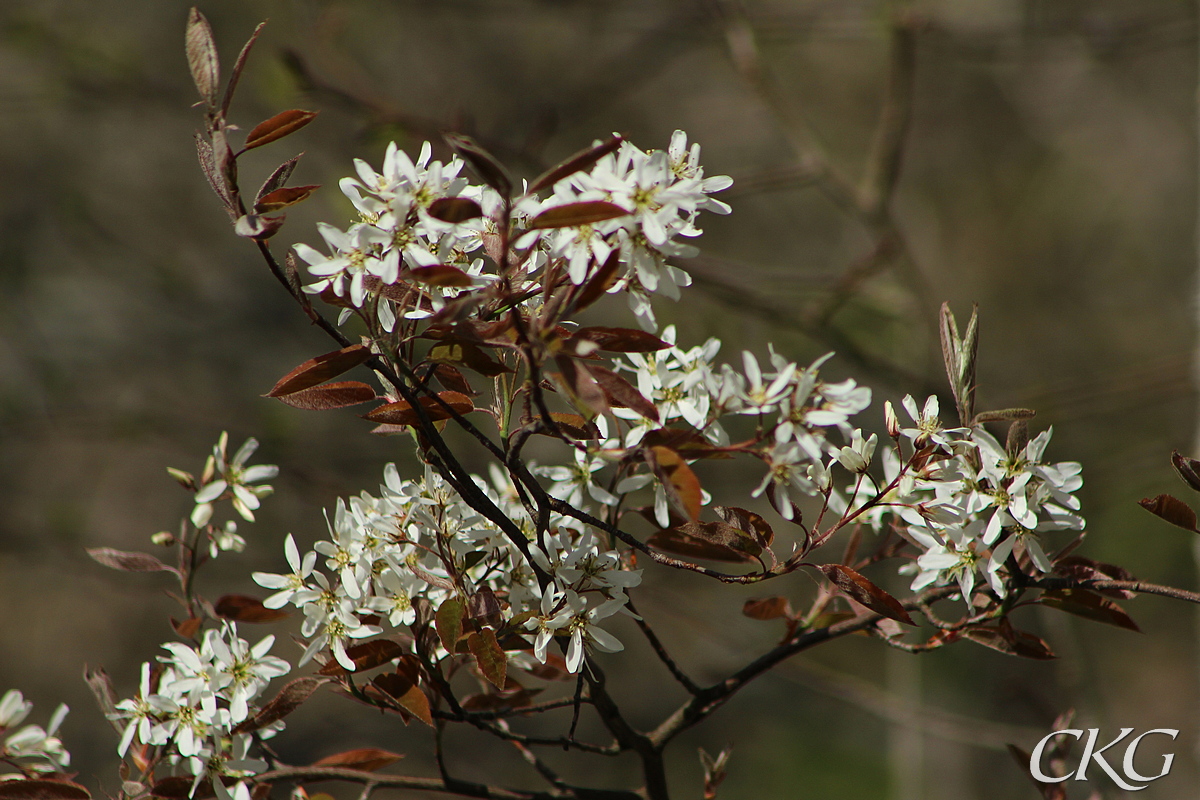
<box><xmin>151</xmin><ymin>531</ymin><xmax>176</xmax><ymax>547</ymax></box>
<box><xmin>166</xmin><ymin>467</ymin><xmax>196</xmax><ymax>490</ymax></box>
<box><xmin>884</xmin><ymin>401</ymin><xmax>900</xmax><ymax>438</ymax></box>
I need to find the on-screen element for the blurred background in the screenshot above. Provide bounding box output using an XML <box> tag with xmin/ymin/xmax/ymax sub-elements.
<box><xmin>1</xmin><ymin>0</ymin><xmax>1198</xmax><ymax>797</ymax></box>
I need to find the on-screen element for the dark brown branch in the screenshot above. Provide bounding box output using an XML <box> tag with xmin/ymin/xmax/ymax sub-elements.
<box><xmin>626</xmin><ymin>598</ymin><xmax>702</xmax><ymax>695</ymax></box>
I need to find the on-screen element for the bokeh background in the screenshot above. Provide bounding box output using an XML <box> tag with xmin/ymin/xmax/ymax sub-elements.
<box><xmin>1</xmin><ymin>0</ymin><xmax>1198</xmax><ymax>797</ymax></box>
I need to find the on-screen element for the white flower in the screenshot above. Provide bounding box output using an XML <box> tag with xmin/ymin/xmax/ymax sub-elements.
<box><xmin>192</xmin><ymin>432</ymin><xmax>278</xmax><ymax>527</ymax></box>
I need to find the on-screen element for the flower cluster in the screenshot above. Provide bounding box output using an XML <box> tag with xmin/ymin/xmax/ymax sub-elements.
<box><xmin>294</xmin><ymin>132</ymin><xmax>731</xmax><ymax>333</ymax></box>
<box><xmin>253</xmin><ymin>463</ymin><xmax>641</xmax><ymax>675</ymax></box>
<box><xmin>0</xmin><ymin>690</ymin><xmax>70</xmax><ymax>777</ymax></box>
<box><xmin>879</xmin><ymin>398</ymin><xmax>1084</xmax><ymax>600</ymax></box>
<box><xmin>110</xmin><ymin>625</ymin><xmax>289</xmax><ymax>798</ymax></box>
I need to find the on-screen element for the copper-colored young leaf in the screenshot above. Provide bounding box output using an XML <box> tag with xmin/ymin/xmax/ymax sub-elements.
<box><xmin>255</xmin><ymin>153</ymin><xmax>304</xmax><ymax>205</ymax></box>
<box><xmin>444</xmin><ymin>133</ymin><xmax>512</xmax><ymax>196</ymax></box>
<box><xmin>468</xmin><ymin>628</ymin><xmax>507</xmax><ymax>690</ymax></box>
<box><xmin>255</xmin><ymin>184</ymin><xmax>320</xmax><ymax>213</ymax></box>
<box><xmin>371</xmin><ymin>672</ymin><xmax>434</xmax><ymax>727</ymax></box>
<box><xmin>318</xmin><ymin>639</ymin><xmax>404</xmax><ymax>676</ymax></box>
<box><xmin>87</xmin><ymin>547</ymin><xmax>176</xmax><ymax>574</ymax></box>
<box><xmin>815</xmin><ymin>564</ymin><xmax>914</xmax><ymax>625</ymax></box>
<box><xmin>469</xmin><ymin>587</ymin><xmax>503</xmax><ymax>628</ymax></box>
<box><xmin>185</xmin><ymin>8</ymin><xmax>219</xmax><ymax>108</ymax></box>
<box><xmin>1171</xmin><ymin>449</ymin><xmax>1200</xmax><ymax>494</ymax></box>
<box><xmin>554</xmin><ymin>356</ymin><xmax>608</xmax><ymax>417</ymax></box>
<box><xmin>276</xmin><ymin>381</ymin><xmax>377</xmax><ymax>411</ymax></box>
<box><xmin>312</xmin><ymin>748</ymin><xmax>404</xmax><ymax>772</ymax></box>
<box><xmin>220</xmin><ymin>20</ymin><xmax>266</xmax><ymax>116</ymax></box>
<box><xmin>408</xmin><ymin>264</ymin><xmax>474</xmax><ymax>288</ymax></box>
<box><xmin>150</xmin><ymin>777</ymin><xmax>212</xmax><ymax>800</ymax></box>
<box><xmin>232</xmin><ymin>676</ymin><xmax>328</xmax><ymax>734</ymax></box>
<box><xmin>1053</xmin><ymin>555</ymin><xmax>1135</xmax><ymax>598</ymax></box>
<box><xmin>427</xmin><ymin>342</ymin><xmax>511</xmax><ymax>377</ymax></box>
<box><xmin>266</xmin><ymin>345</ymin><xmax>372</xmax><ymax>397</ymax></box>
<box><xmin>84</xmin><ymin>665</ymin><xmax>119</xmax><ymax>726</ymax></box>
<box><xmin>427</xmin><ymin>197</ymin><xmax>483</xmax><ymax>223</ymax></box>
<box><xmin>742</xmin><ymin>597</ymin><xmax>792</xmax><ymax>621</ymax></box>
<box><xmin>435</xmin><ymin>597</ymin><xmax>466</xmax><ymax>654</ymax></box>
<box><xmin>0</xmin><ymin>782</ymin><xmax>90</xmax><ymax>800</ymax></box>
<box><xmin>1138</xmin><ymin>493</ymin><xmax>1199</xmax><ymax>532</ymax></box>
<box><xmin>1039</xmin><ymin>589</ymin><xmax>1140</xmax><ymax>633</ymax></box>
<box><xmin>214</xmin><ymin>594</ymin><xmax>289</xmax><ymax>623</ymax></box>
<box><xmin>590</xmin><ymin>364</ymin><xmax>659</xmax><ymax>422</ymax></box>
<box><xmin>431</xmin><ymin>364</ymin><xmax>476</xmax><ymax>396</ymax></box>
<box><xmin>569</xmin><ymin>326</ymin><xmax>670</xmax><ymax>353</ymax></box>
<box><xmin>244</xmin><ymin>109</ymin><xmax>319</xmax><ymax>151</ymax></box>
<box><xmin>571</xmin><ymin>249</ymin><xmax>622</xmax><ymax>312</ymax></box>
<box><xmin>646</xmin><ymin>526</ymin><xmax>754</xmax><ymax>564</ymax></box>
<box><xmin>171</xmin><ymin>616</ymin><xmax>203</xmax><ymax>639</ymax></box>
<box><xmin>543</xmin><ymin>412</ymin><xmax>601</xmax><ymax>440</ymax></box>
<box><xmin>714</xmin><ymin>506</ymin><xmax>774</xmax><ymax>549</ymax></box>
<box><xmin>529</xmin><ymin>135</ymin><xmax>623</xmax><ymax>194</ymax></box>
<box><xmin>364</xmin><ymin>392</ymin><xmax>474</xmax><ymax>426</ymax></box>
<box><xmin>196</xmin><ymin>133</ymin><xmax>234</xmax><ymax>215</ymax></box>
<box><xmin>234</xmin><ymin>213</ymin><xmax>286</xmax><ymax>240</ymax></box>
<box><xmin>647</xmin><ymin>445</ymin><xmax>702</xmax><ymax>522</ymax></box>
<box><xmin>963</xmin><ymin>621</ymin><xmax>1056</xmax><ymax>660</ymax></box>
<box><xmin>528</xmin><ymin>201</ymin><xmax>630</xmax><ymax>230</ymax></box>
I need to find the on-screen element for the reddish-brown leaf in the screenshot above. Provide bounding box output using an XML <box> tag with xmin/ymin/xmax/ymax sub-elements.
<box><xmin>87</xmin><ymin>547</ymin><xmax>176</xmax><ymax>574</ymax></box>
<box><xmin>244</xmin><ymin>109</ymin><xmax>319</xmax><ymax>151</ymax></box>
<box><xmin>363</xmin><ymin>392</ymin><xmax>474</xmax><ymax>426</ymax></box>
<box><xmin>468</xmin><ymin>628</ymin><xmax>507</xmax><ymax>690</ymax></box>
<box><xmin>185</xmin><ymin>8</ymin><xmax>219</xmax><ymax>108</ymax></box>
<box><xmin>150</xmin><ymin>778</ymin><xmax>212</xmax><ymax>800</ymax></box>
<box><xmin>444</xmin><ymin>133</ymin><xmax>512</xmax><ymax>197</ymax></box>
<box><xmin>431</xmin><ymin>364</ymin><xmax>476</xmax><ymax>396</ymax></box>
<box><xmin>1171</xmin><ymin>449</ymin><xmax>1200</xmax><ymax>493</ymax></box>
<box><xmin>1138</xmin><ymin>493</ymin><xmax>1199</xmax><ymax>532</ymax></box>
<box><xmin>266</xmin><ymin>345</ymin><xmax>372</xmax><ymax>397</ymax></box>
<box><xmin>408</xmin><ymin>264</ymin><xmax>475</xmax><ymax>287</ymax></box>
<box><xmin>646</xmin><ymin>526</ymin><xmax>754</xmax><ymax>564</ymax></box>
<box><xmin>553</xmin><ymin>356</ymin><xmax>607</xmax><ymax>416</ymax></box>
<box><xmin>234</xmin><ymin>213</ymin><xmax>286</xmax><ymax>240</ymax></box>
<box><xmin>590</xmin><ymin>364</ymin><xmax>659</xmax><ymax>422</ymax></box>
<box><xmin>427</xmin><ymin>342</ymin><xmax>511</xmax><ymax>377</ymax></box>
<box><xmin>315</xmin><ymin>639</ymin><xmax>404</xmax><ymax>675</ymax></box>
<box><xmin>220</xmin><ymin>20</ymin><xmax>265</xmax><ymax>117</ymax></box>
<box><xmin>647</xmin><ymin>446</ymin><xmax>702</xmax><ymax>522</ymax></box>
<box><xmin>528</xmin><ymin>201</ymin><xmax>630</xmax><ymax>229</ymax></box>
<box><xmin>171</xmin><ymin>616</ymin><xmax>203</xmax><ymax>639</ymax></box>
<box><xmin>815</xmin><ymin>564</ymin><xmax>914</xmax><ymax>625</ymax></box>
<box><xmin>0</xmin><ymin>782</ymin><xmax>90</xmax><ymax>800</ymax></box>
<box><xmin>371</xmin><ymin>671</ymin><xmax>434</xmax><ymax>727</ymax></box>
<box><xmin>1039</xmin><ymin>589</ymin><xmax>1140</xmax><ymax>633</ymax></box>
<box><xmin>84</xmin><ymin>665</ymin><xmax>119</xmax><ymax>724</ymax></box>
<box><xmin>571</xmin><ymin>250</ymin><xmax>622</xmax><ymax>312</ymax></box>
<box><xmin>427</xmin><ymin>197</ymin><xmax>483</xmax><ymax>223</ymax></box>
<box><xmin>570</xmin><ymin>326</ymin><xmax>670</xmax><ymax>353</ymax></box>
<box><xmin>714</xmin><ymin>506</ymin><xmax>774</xmax><ymax>549</ymax></box>
<box><xmin>544</xmin><ymin>412</ymin><xmax>601</xmax><ymax>440</ymax></box>
<box><xmin>529</xmin><ymin>135</ymin><xmax>624</xmax><ymax>194</ymax></box>
<box><xmin>255</xmin><ymin>154</ymin><xmax>304</xmax><ymax>205</ymax></box>
<box><xmin>232</xmin><ymin>676</ymin><xmax>328</xmax><ymax>733</ymax></box>
<box><xmin>963</xmin><ymin>621</ymin><xmax>1056</xmax><ymax>660</ymax></box>
<box><xmin>214</xmin><ymin>594</ymin><xmax>289</xmax><ymax>623</ymax></box>
<box><xmin>312</xmin><ymin>748</ymin><xmax>404</xmax><ymax>772</ymax></box>
<box><xmin>276</xmin><ymin>381</ymin><xmax>377</xmax><ymax>411</ymax></box>
<box><xmin>742</xmin><ymin>597</ymin><xmax>792</xmax><ymax>621</ymax></box>
<box><xmin>255</xmin><ymin>184</ymin><xmax>320</xmax><ymax>213</ymax></box>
